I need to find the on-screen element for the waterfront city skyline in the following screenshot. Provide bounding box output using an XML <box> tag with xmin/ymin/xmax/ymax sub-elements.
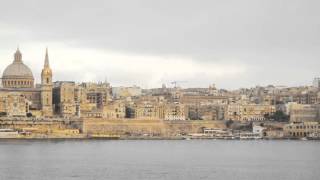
<box><xmin>1</xmin><ymin>0</ymin><xmax>320</xmax><ymax>89</ymax></box>
<box><xmin>1</xmin><ymin>1</ymin><xmax>320</xmax><ymax>179</ymax></box>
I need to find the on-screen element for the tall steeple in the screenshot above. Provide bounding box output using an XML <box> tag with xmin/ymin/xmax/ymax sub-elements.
<box><xmin>41</xmin><ymin>47</ymin><xmax>52</xmax><ymax>84</ymax></box>
<box><xmin>41</xmin><ymin>47</ymin><xmax>53</xmax><ymax>117</ymax></box>
<box><xmin>44</xmin><ymin>47</ymin><xmax>50</xmax><ymax>68</ymax></box>
<box><xmin>13</xmin><ymin>47</ymin><xmax>22</xmax><ymax>63</ymax></box>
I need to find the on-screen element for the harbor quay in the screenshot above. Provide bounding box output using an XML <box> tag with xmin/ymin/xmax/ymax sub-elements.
<box><xmin>1</xmin><ymin>117</ymin><xmax>319</xmax><ymax>140</ymax></box>
<box><xmin>0</xmin><ymin>117</ymin><xmax>226</xmax><ymax>139</ymax></box>
<box><xmin>82</xmin><ymin>118</ymin><xmax>226</xmax><ymax>138</ymax></box>
<box><xmin>0</xmin><ymin>117</ymin><xmax>82</xmax><ymax>139</ymax></box>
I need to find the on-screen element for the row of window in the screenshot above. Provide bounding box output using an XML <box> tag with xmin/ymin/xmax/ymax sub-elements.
<box><xmin>289</xmin><ymin>132</ymin><xmax>313</xmax><ymax>137</ymax></box>
<box><xmin>288</xmin><ymin>125</ymin><xmax>320</xmax><ymax>129</ymax></box>
<box><xmin>3</xmin><ymin>80</ymin><xmax>33</xmax><ymax>86</ymax></box>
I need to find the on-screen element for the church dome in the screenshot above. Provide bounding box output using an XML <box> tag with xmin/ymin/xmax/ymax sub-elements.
<box><xmin>1</xmin><ymin>49</ymin><xmax>34</xmax><ymax>88</ymax></box>
<box><xmin>2</xmin><ymin>62</ymin><xmax>34</xmax><ymax>79</ymax></box>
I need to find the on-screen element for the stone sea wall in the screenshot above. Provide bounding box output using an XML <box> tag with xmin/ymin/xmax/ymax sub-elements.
<box><xmin>82</xmin><ymin>118</ymin><xmax>226</xmax><ymax>136</ymax></box>
<box><xmin>0</xmin><ymin>118</ymin><xmax>81</xmax><ymax>134</ymax></box>
<box><xmin>0</xmin><ymin>117</ymin><xmax>226</xmax><ymax>137</ymax></box>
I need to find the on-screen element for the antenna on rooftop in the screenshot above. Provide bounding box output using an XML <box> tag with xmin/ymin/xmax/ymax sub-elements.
<box><xmin>171</xmin><ymin>81</ymin><xmax>187</xmax><ymax>88</ymax></box>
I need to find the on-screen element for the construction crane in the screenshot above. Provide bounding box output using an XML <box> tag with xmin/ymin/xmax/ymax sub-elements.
<box><xmin>171</xmin><ymin>81</ymin><xmax>187</xmax><ymax>88</ymax></box>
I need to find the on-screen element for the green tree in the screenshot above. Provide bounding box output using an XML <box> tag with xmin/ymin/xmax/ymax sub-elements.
<box><xmin>270</xmin><ymin>111</ymin><xmax>289</xmax><ymax>122</ymax></box>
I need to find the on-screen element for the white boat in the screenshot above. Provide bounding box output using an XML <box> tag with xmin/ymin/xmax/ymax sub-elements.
<box><xmin>240</xmin><ymin>132</ymin><xmax>262</xmax><ymax>140</ymax></box>
<box><xmin>0</xmin><ymin>129</ymin><xmax>19</xmax><ymax>138</ymax></box>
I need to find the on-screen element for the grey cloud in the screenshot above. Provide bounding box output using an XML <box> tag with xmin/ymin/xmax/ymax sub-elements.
<box><xmin>0</xmin><ymin>0</ymin><xmax>319</xmax><ymax>88</ymax></box>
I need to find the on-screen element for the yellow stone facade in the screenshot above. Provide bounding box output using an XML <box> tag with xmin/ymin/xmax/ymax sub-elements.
<box><xmin>226</xmin><ymin>103</ymin><xmax>276</xmax><ymax>122</ymax></box>
<box><xmin>284</xmin><ymin>122</ymin><xmax>320</xmax><ymax>137</ymax></box>
<box><xmin>41</xmin><ymin>48</ymin><xmax>53</xmax><ymax>117</ymax></box>
<box><xmin>0</xmin><ymin>48</ymin><xmax>53</xmax><ymax>117</ymax></box>
<box><xmin>0</xmin><ymin>92</ymin><xmax>30</xmax><ymax>117</ymax></box>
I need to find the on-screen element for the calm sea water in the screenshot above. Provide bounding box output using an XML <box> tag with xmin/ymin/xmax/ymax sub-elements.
<box><xmin>0</xmin><ymin>140</ymin><xmax>319</xmax><ymax>180</ymax></box>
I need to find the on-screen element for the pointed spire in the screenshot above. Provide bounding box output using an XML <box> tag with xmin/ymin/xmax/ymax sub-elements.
<box><xmin>13</xmin><ymin>46</ymin><xmax>22</xmax><ymax>63</ymax></box>
<box><xmin>44</xmin><ymin>47</ymin><xmax>50</xmax><ymax>68</ymax></box>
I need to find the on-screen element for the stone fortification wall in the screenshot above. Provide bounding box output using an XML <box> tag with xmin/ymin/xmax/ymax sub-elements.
<box><xmin>82</xmin><ymin>118</ymin><xmax>226</xmax><ymax>136</ymax></box>
<box><xmin>0</xmin><ymin>118</ymin><xmax>81</xmax><ymax>134</ymax></box>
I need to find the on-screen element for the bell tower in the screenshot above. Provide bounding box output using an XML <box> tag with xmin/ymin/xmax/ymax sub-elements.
<box><xmin>41</xmin><ymin>48</ymin><xmax>53</xmax><ymax>117</ymax></box>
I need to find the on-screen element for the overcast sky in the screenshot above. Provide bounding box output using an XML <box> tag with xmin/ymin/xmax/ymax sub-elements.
<box><xmin>0</xmin><ymin>0</ymin><xmax>319</xmax><ymax>89</ymax></box>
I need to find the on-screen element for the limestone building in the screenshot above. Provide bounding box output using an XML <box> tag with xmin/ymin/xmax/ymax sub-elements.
<box><xmin>288</xmin><ymin>103</ymin><xmax>320</xmax><ymax>122</ymax></box>
<box><xmin>53</xmin><ymin>81</ymin><xmax>76</xmax><ymax>117</ymax></box>
<box><xmin>284</xmin><ymin>122</ymin><xmax>320</xmax><ymax>138</ymax></box>
<box><xmin>52</xmin><ymin>81</ymin><xmax>114</xmax><ymax>118</ymax></box>
<box><xmin>164</xmin><ymin>102</ymin><xmax>186</xmax><ymax>121</ymax></box>
<box><xmin>0</xmin><ymin>48</ymin><xmax>53</xmax><ymax>117</ymax></box>
<box><xmin>103</xmin><ymin>100</ymin><xmax>126</xmax><ymax>119</ymax></box>
<box><xmin>226</xmin><ymin>103</ymin><xmax>276</xmax><ymax>122</ymax></box>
